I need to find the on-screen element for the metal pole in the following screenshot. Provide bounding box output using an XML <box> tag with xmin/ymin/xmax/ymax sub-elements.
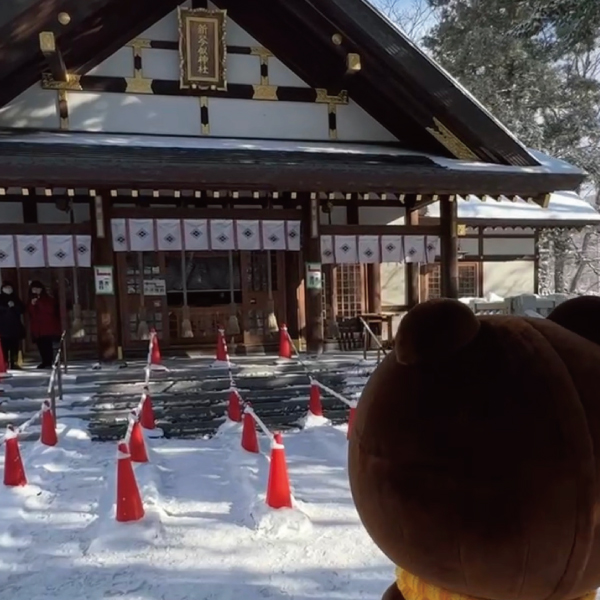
<box><xmin>50</xmin><ymin>381</ymin><xmax>57</xmax><ymax>422</ymax></box>
<box><xmin>62</xmin><ymin>332</ymin><xmax>68</xmax><ymax>374</ymax></box>
<box><xmin>56</xmin><ymin>357</ymin><xmax>63</xmax><ymax>401</ymax></box>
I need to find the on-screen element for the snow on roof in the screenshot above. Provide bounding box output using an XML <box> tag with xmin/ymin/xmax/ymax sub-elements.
<box><xmin>426</xmin><ymin>191</ymin><xmax>600</xmax><ymax>223</ymax></box>
<box><xmin>0</xmin><ymin>131</ymin><xmax>585</xmax><ymax>178</ymax></box>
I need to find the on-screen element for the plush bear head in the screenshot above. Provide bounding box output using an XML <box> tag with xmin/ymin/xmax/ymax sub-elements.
<box><xmin>348</xmin><ymin>297</ymin><xmax>600</xmax><ymax>600</ymax></box>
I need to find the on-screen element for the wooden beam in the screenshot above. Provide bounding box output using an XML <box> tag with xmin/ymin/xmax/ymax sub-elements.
<box><xmin>321</xmin><ymin>224</ymin><xmax>441</xmax><ymax>236</ymax></box>
<box><xmin>405</xmin><ymin>202</ymin><xmax>420</xmax><ymax>307</ymax></box>
<box><xmin>39</xmin><ymin>31</ymin><xmax>67</xmax><ymax>82</ymax></box>
<box><xmin>440</xmin><ymin>195</ymin><xmax>458</xmax><ymax>298</ymax></box>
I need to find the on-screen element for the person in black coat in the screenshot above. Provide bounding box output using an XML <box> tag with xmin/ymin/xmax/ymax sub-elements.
<box><xmin>0</xmin><ymin>282</ymin><xmax>25</xmax><ymax>369</ymax></box>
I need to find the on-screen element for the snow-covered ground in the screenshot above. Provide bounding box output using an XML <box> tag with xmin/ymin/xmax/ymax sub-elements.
<box><xmin>0</xmin><ymin>415</ymin><xmax>392</xmax><ymax>600</ymax></box>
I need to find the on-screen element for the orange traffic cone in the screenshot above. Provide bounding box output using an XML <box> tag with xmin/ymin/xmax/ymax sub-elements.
<box><xmin>129</xmin><ymin>414</ymin><xmax>148</xmax><ymax>463</ymax></box>
<box><xmin>308</xmin><ymin>380</ymin><xmax>323</xmax><ymax>417</ymax></box>
<box><xmin>40</xmin><ymin>400</ymin><xmax>57</xmax><ymax>446</ymax></box>
<box><xmin>116</xmin><ymin>441</ymin><xmax>144</xmax><ymax>522</ymax></box>
<box><xmin>227</xmin><ymin>388</ymin><xmax>242</xmax><ymax>422</ymax></box>
<box><xmin>149</xmin><ymin>330</ymin><xmax>162</xmax><ymax>367</ymax></box>
<box><xmin>140</xmin><ymin>389</ymin><xmax>156</xmax><ymax>430</ymax></box>
<box><xmin>4</xmin><ymin>425</ymin><xmax>26</xmax><ymax>486</ymax></box>
<box><xmin>266</xmin><ymin>432</ymin><xmax>292</xmax><ymax>509</ymax></box>
<box><xmin>214</xmin><ymin>327</ymin><xmax>229</xmax><ymax>364</ymax></box>
<box><xmin>347</xmin><ymin>403</ymin><xmax>357</xmax><ymax>440</ymax></box>
<box><xmin>277</xmin><ymin>324</ymin><xmax>292</xmax><ymax>361</ymax></box>
<box><xmin>241</xmin><ymin>406</ymin><xmax>259</xmax><ymax>453</ymax></box>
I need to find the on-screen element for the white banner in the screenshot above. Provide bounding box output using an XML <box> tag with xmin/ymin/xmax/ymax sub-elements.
<box><xmin>75</xmin><ymin>235</ymin><xmax>92</xmax><ymax>267</ymax></box>
<box><xmin>0</xmin><ymin>236</ymin><xmax>16</xmax><ymax>268</ymax></box>
<box><xmin>111</xmin><ymin>218</ymin><xmax>128</xmax><ymax>252</ymax></box>
<box><xmin>262</xmin><ymin>220</ymin><xmax>286</xmax><ymax>251</ymax></box>
<box><xmin>236</xmin><ymin>220</ymin><xmax>261</xmax><ymax>251</ymax></box>
<box><xmin>334</xmin><ymin>235</ymin><xmax>358</xmax><ymax>264</ymax></box>
<box><xmin>210</xmin><ymin>219</ymin><xmax>235</xmax><ymax>250</ymax></box>
<box><xmin>380</xmin><ymin>235</ymin><xmax>404</xmax><ymax>262</ymax></box>
<box><xmin>129</xmin><ymin>218</ymin><xmax>155</xmax><ymax>252</ymax></box>
<box><xmin>183</xmin><ymin>219</ymin><xmax>209</xmax><ymax>251</ymax></box>
<box><xmin>47</xmin><ymin>235</ymin><xmax>75</xmax><ymax>267</ymax></box>
<box><xmin>320</xmin><ymin>235</ymin><xmax>334</xmax><ymax>264</ymax></box>
<box><xmin>425</xmin><ymin>236</ymin><xmax>440</xmax><ymax>263</ymax></box>
<box><xmin>156</xmin><ymin>219</ymin><xmax>182</xmax><ymax>251</ymax></box>
<box><xmin>404</xmin><ymin>236</ymin><xmax>426</xmax><ymax>263</ymax></box>
<box><xmin>17</xmin><ymin>234</ymin><xmax>45</xmax><ymax>268</ymax></box>
<box><xmin>358</xmin><ymin>235</ymin><xmax>380</xmax><ymax>264</ymax></box>
<box><xmin>285</xmin><ymin>220</ymin><xmax>301</xmax><ymax>251</ymax></box>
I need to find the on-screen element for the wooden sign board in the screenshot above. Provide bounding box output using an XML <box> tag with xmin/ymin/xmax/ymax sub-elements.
<box><xmin>178</xmin><ymin>7</ymin><xmax>227</xmax><ymax>91</ymax></box>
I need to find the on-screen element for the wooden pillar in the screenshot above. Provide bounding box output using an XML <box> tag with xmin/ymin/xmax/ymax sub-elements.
<box><xmin>405</xmin><ymin>202</ymin><xmax>420</xmax><ymax>307</ymax></box>
<box><xmin>92</xmin><ymin>194</ymin><xmax>120</xmax><ymax>361</ymax></box>
<box><xmin>440</xmin><ymin>195</ymin><xmax>459</xmax><ymax>298</ymax></box>
<box><xmin>284</xmin><ymin>250</ymin><xmax>300</xmax><ymax>340</ymax></box>
<box><xmin>366</xmin><ymin>265</ymin><xmax>381</xmax><ymax>313</ymax></box>
<box><xmin>302</xmin><ymin>193</ymin><xmax>324</xmax><ymax>354</ymax></box>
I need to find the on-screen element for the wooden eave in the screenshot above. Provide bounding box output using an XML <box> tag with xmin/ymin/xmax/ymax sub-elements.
<box><xmin>0</xmin><ymin>140</ymin><xmax>583</xmax><ymax>197</ymax></box>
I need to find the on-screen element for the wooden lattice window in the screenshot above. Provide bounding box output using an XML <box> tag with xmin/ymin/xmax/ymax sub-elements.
<box><xmin>335</xmin><ymin>265</ymin><xmax>364</xmax><ymax>317</ymax></box>
<box><xmin>426</xmin><ymin>263</ymin><xmax>479</xmax><ymax>299</ymax></box>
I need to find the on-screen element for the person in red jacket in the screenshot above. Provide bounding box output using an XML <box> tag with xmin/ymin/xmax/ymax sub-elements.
<box><xmin>27</xmin><ymin>280</ymin><xmax>61</xmax><ymax>369</ymax></box>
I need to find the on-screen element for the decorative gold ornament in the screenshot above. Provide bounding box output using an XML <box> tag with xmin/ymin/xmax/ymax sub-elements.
<box><xmin>426</xmin><ymin>117</ymin><xmax>479</xmax><ymax>160</ymax></box>
<box><xmin>332</xmin><ymin>33</ymin><xmax>343</xmax><ymax>45</ymax></box>
<box><xmin>58</xmin><ymin>12</ymin><xmax>71</xmax><ymax>25</ymax></box>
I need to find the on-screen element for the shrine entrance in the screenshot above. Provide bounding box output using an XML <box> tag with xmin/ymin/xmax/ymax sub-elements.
<box><xmin>116</xmin><ymin>250</ymin><xmax>286</xmax><ymax>351</ymax></box>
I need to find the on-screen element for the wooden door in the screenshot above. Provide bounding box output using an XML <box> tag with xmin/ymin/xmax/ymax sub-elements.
<box><xmin>117</xmin><ymin>252</ymin><xmax>169</xmax><ymax>349</ymax></box>
<box><xmin>241</xmin><ymin>251</ymin><xmax>286</xmax><ymax>348</ymax></box>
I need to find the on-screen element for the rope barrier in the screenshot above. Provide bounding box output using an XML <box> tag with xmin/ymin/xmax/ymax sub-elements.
<box><xmin>311</xmin><ymin>378</ymin><xmax>357</xmax><ymax>409</ymax></box>
<box><xmin>244</xmin><ymin>405</ymin><xmax>274</xmax><ymax>441</ymax></box>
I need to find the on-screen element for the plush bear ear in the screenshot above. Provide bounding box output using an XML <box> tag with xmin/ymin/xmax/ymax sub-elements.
<box><xmin>395</xmin><ymin>298</ymin><xmax>480</xmax><ymax>365</ymax></box>
<box><xmin>546</xmin><ymin>296</ymin><xmax>600</xmax><ymax>346</ymax></box>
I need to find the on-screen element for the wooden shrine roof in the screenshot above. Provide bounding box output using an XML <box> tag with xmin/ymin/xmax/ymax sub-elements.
<box><xmin>0</xmin><ymin>131</ymin><xmax>584</xmax><ymax>198</ymax></box>
<box><xmin>0</xmin><ymin>0</ymin><xmax>586</xmax><ymax>182</ymax></box>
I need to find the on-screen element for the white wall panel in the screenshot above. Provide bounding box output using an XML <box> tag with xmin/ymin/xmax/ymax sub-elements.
<box><xmin>268</xmin><ymin>57</ymin><xmax>310</xmax><ymax>87</ymax></box>
<box><xmin>337</xmin><ymin>100</ymin><xmax>397</xmax><ymax>142</ymax></box>
<box><xmin>208</xmin><ymin>98</ymin><xmax>329</xmax><ymax>140</ymax></box>
<box><xmin>359</xmin><ymin>206</ymin><xmax>404</xmax><ymax>225</ymax></box>
<box><xmin>0</xmin><ymin>203</ymin><xmax>24</xmax><ymax>224</ymax></box>
<box><xmin>88</xmin><ymin>47</ymin><xmax>134</xmax><ymax>78</ymax></box>
<box><xmin>67</xmin><ymin>92</ymin><xmax>202</xmax><ymax>135</ymax></box>
<box><xmin>458</xmin><ymin>238</ymin><xmax>479</xmax><ymax>255</ymax></box>
<box><xmin>483</xmin><ymin>237</ymin><xmax>535</xmax><ymax>256</ymax></box>
<box><xmin>0</xmin><ymin>85</ymin><xmax>59</xmax><ymax>129</ymax></box>
<box><xmin>227</xmin><ymin>54</ymin><xmax>262</xmax><ymax>85</ymax></box>
<box><xmin>37</xmin><ymin>202</ymin><xmax>90</xmax><ymax>224</ymax></box>
<box><xmin>483</xmin><ymin>261</ymin><xmax>535</xmax><ymax>297</ymax></box>
<box><xmin>141</xmin><ymin>48</ymin><xmax>179</xmax><ymax>80</ymax></box>
<box><xmin>319</xmin><ymin>206</ymin><xmax>346</xmax><ymax>225</ymax></box>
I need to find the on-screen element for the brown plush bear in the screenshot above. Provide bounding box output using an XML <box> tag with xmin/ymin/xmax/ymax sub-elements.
<box><xmin>348</xmin><ymin>297</ymin><xmax>600</xmax><ymax>600</ymax></box>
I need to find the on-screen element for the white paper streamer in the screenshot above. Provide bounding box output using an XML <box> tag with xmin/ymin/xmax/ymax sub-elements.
<box><xmin>17</xmin><ymin>234</ymin><xmax>45</xmax><ymax>268</ymax></box>
<box><xmin>0</xmin><ymin>236</ymin><xmax>16</xmax><ymax>268</ymax></box>
<box><xmin>404</xmin><ymin>235</ymin><xmax>426</xmax><ymax>263</ymax></box>
<box><xmin>380</xmin><ymin>235</ymin><xmax>404</xmax><ymax>262</ymax></box>
<box><xmin>75</xmin><ymin>235</ymin><xmax>92</xmax><ymax>268</ymax></box>
<box><xmin>210</xmin><ymin>219</ymin><xmax>235</xmax><ymax>250</ymax></box>
<box><xmin>236</xmin><ymin>220</ymin><xmax>261</xmax><ymax>251</ymax></box>
<box><xmin>47</xmin><ymin>235</ymin><xmax>75</xmax><ymax>267</ymax></box>
<box><xmin>183</xmin><ymin>219</ymin><xmax>209</xmax><ymax>251</ymax></box>
<box><xmin>157</xmin><ymin>219</ymin><xmax>182</xmax><ymax>251</ymax></box>
<box><xmin>285</xmin><ymin>220</ymin><xmax>301</xmax><ymax>251</ymax></box>
<box><xmin>334</xmin><ymin>235</ymin><xmax>358</xmax><ymax>264</ymax></box>
<box><xmin>111</xmin><ymin>218</ymin><xmax>128</xmax><ymax>252</ymax></box>
<box><xmin>358</xmin><ymin>235</ymin><xmax>380</xmax><ymax>264</ymax></box>
<box><xmin>128</xmin><ymin>218</ymin><xmax>155</xmax><ymax>252</ymax></box>
<box><xmin>262</xmin><ymin>221</ymin><xmax>286</xmax><ymax>251</ymax></box>
<box><xmin>320</xmin><ymin>235</ymin><xmax>335</xmax><ymax>264</ymax></box>
<box><xmin>425</xmin><ymin>236</ymin><xmax>440</xmax><ymax>263</ymax></box>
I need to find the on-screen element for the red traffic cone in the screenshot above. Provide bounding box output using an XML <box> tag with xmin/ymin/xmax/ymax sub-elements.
<box><xmin>0</xmin><ymin>343</ymin><xmax>6</xmax><ymax>375</ymax></box>
<box><xmin>347</xmin><ymin>403</ymin><xmax>357</xmax><ymax>440</ymax></box>
<box><xmin>308</xmin><ymin>380</ymin><xmax>323</xmax><ymax>417</ymax></box>
<box><xmin>215</xmin><ymin>327</ymin><xmax>229</xmax><ymax>363</ymax></box>
<box><xmin>150</xmin><ymin>329</ymin><xmax>162</xmax><ymax>367</ymax></box>
<box><xmin>277</xmin><ymin>324</ymin><xmax>292</xmax><ymax>360</ymax></box>
<box><xmin>140</xmin><ymin>389</ymin><xmax>156</xmax><ymax>430</ymax></box>
<box><xmin>227</xmin><ymin>388</ymin><xmax>242</xmax><ymax>422</ymax></box>
<box><xmin>241</xmin><ymin>406</ymin><xmax>259</xmax><ymax>453</ymax></box>
<box><xmin>4</xmin><ymin>426</ymin><xmax>26</xmax><ymax>487</ymax></box>
<box><xmin>40</xmin><ymin>400</ymin><xmax>58</xmax><ymax>447</ymax></box>
<box><xmin>129</xmin><ymin>414</ymin><xmax>148</xmax><ymax>463</ymax></box>
<box><xmin>116</xmin><ymin>441</ymin><xmax>144</xmax><ymax>522</ymax></box>
<box><xmin>266</xmin><ymin>432</ymin><xmax>292</xmax><ymax>509</ymax></box>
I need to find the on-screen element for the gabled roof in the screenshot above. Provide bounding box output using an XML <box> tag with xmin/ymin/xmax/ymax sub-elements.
<box><xmin>0</xmin><ymin>0</ymin><xmax>572</xmax><ymax>177</ymax></box>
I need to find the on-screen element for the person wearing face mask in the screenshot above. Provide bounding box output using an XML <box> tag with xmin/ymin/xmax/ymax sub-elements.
<box><xmin>27</xmin><ymin>280</ymin><xmax>61</xmax><ymax>369</ymax></box>
<box><xmin>0</xmin><ymin>282</ymin><xmax>25</xmax><ymax>369</ymax></box>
